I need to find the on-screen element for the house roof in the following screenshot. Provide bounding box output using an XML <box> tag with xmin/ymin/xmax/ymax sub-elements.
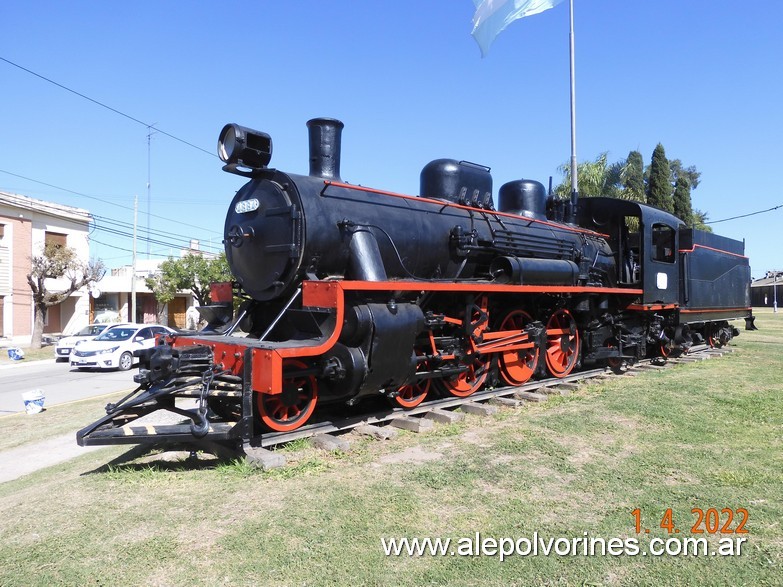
<box><xmin>0</xmin><ymin>191</ymin><xmax>91</xmax><ymax>224</ymax></box>
<box><xmin>751</xmin><ymin>272</ymin><xmax>783</xmax><ymax>287</ymax></box>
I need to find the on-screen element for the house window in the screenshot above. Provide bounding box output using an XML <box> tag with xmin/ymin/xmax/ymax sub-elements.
<box><xmin>0</xmin><ymin>224</ymin><xmax>5</xmax><ymax>239</ymax></box>
<box><xmin>651</xmin><ymin>223</ymin><xmax>675</xmax><ymax>263</ymax></box>
<box><xmin>45</xmin><ymin>231</ymin><xmax>67</xmax><ymax>249</ymax></box>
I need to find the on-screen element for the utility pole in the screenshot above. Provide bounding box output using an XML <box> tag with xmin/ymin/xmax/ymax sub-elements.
<box><xmin>131</xmin><ymin>195</ymin><xmax>138</xmax><ymax>323</ymax></box>
<box><xmin>568</xmin><ymin>0</ymin><xmax>578</xmax><ymax>223</ymax></box>
<box><xmin>146</xmin><ymin>125</ymin><xmax>157</xmax><ymax>259</ymax></box>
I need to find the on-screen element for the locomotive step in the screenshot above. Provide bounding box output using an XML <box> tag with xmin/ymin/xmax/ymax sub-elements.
<box><xmin>79</xmin><ymin>422</ymin><xmax>236</xmax><ymax>445</ymax></box>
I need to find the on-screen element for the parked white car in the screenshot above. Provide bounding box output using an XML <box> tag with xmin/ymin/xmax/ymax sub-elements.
<box><xmin>54</xmin><ymin>324</ymin><xmax>111</xmax><ymax>361</ymax></box>
<box><xmin>69</xmin><ymin>324</ymin><xmax>176</xmax><ymax>371</ymax></box>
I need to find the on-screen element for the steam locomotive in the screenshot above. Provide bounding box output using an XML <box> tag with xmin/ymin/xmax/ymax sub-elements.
<box><xmin>78</xmin><ymin>118</ymin><xmax>754</xmax><ymax>450</ymax></box>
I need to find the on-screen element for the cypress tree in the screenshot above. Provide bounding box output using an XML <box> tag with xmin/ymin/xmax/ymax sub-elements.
<box><xmin>622</xmin><ymin>150</ymin><xmax>646</xmax><ymax>202</ymax></box>
<box><xmin>673</xmin><ymin>176</ymin><xmax>693</xmax><ymax>225</ymax></box>
<box><xmin>647</xmin><ymin>143</ymin><xmax>673</xmax><ymax>212</ymax></box>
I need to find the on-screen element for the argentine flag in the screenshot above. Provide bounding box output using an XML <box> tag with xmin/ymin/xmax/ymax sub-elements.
<box><xmin>471</xmin><ymin>0</ymin><xmax>565</xmax><ymax>57</ymax></box>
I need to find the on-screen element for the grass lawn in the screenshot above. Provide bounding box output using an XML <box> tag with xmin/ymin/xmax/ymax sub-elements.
<box><xmin>0</xmin><ymin>309</ymin><xmax>781</xmax><ymax>586</ymax></box>
<box><xmin>0</xmin><ymin>344</ymin><xmax>56</xmax><ymax>365</ymax></box>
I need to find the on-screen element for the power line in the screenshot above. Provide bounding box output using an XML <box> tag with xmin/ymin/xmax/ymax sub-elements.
<box><xmin>0</xmin><ymin>56</ymin><xmax>217</xmax><ymax>159</ymax></box>
<box><xmin>1</xmin><ymin>183</ymin><xmax>223</xmax><ymax>254</ymax></box>
<box><xmin>91</xmin><ymin>214</ymin><xmax>222</xmax><ymax>252</ymax></box>
<box><xmin>89</xmin><ymin>238</ymin><xmax>176</xmax><ymax>258</ymax></box>
<box><xmin>0</xmin><ymin>186</ymin><xmax>221</xmax><ymax>247</ymax></box>
<box><xmin>90</xmin><ymin>221</ymin><xmax>222</xmax><ymax>254</ymax></box>
<box><xmin>709</xmin><ymin>204</ymin><xmax>783</xmax><ymax>224</ymax></box>
<box><xmin>0</xmin><ymin>168</ymin><xmax>221</xmax><ymax>236</ymax></box>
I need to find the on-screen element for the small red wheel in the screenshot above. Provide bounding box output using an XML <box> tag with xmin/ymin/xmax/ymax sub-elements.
<box><xmin>439</xmin><ymin>355</ymin><xmax>490</xmax><ymax>398</ymax></box>
<box><xmin>707</xmin><ymin>326</ymin><xmax>723</xmax><ymax>349</ymax></box>
<box><xmin>391</xmin><ymin>352</ymin><xmax>431</xmax><ymax>409</ymax></box>
<box><xmin>605</xmin><ymin>340</ymin><xmax>623</xmax><ymax>369</ymax></box>
<box><xmin>257</xmin><ymin>359</ymin><xmax>318</xmax><ymax>432</ymax></box>
<box><xmin>392</xmin><ymin>378</ymin><xmax>431</xmax><ymax>409</ymax></box>
<box><xmin>498</xmin><ymin>310</ymin><xmax>539</xmax><ymax>386</ymax></box>
<box><xmin>545</xmin><ymin>309</ymin><xmax>579</xmax><ymax>378</ymax></box>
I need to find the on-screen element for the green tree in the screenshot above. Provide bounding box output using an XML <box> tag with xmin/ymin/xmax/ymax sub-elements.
<box><xmin>555</xmin><ymin>153</ymin><xmax>623</xmax><ymax>199</ymax></box>
<box><xmin>145</xmin><ymin>252</ymin><xmax>232</xmax><ymax>307</ymax></box>
<box><xmin>27</xmin><ymin>243</ymin><xmax>105</xmax><ymax>349</ymax></box>
<box><xmin>669</xmin><ymin>159</ymin><xmax>701</xmax><ymax>190</ymax></box>
<box><xmin>621</xmin><ymin>150</ymin><xmax>646</xmax><ymax>202</ymax></box>
<box><xmin>647</xmin><ymin>143</ymin><xmax>673</xmax><ymax>212</ymax></box>
<box><xmin>673</xmin><ymin>176</ymin><xmax>693</xmax><ymax>225</ymax></box>
<box><xmin>692</xmin><ymin>209</ymin><xmax>713</xmax><ymax>232</ymax></box>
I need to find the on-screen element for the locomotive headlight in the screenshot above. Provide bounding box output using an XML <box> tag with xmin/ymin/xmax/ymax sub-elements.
<box><xmin>218</xmin><ymin>123</ymin><xmax>273</xmax><ymax>173</ymax></box>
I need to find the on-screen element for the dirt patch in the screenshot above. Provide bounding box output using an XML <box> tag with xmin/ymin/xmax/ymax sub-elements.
<box><xmin>490</xmin><ymin>454</ymin><xmax>516</xmax><ymax>466</ymax></box>
<box><xmin>459</xmin><ymin>428</ymin><xmax>492</xmax><ymax>447</ymax></box>
<box><xmin>377</xmin><ymin>445</ymin><xmax>444</xmax><ymax>465</ymax></box>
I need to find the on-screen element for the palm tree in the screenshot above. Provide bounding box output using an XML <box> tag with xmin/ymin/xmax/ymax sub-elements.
<box><xmin>554</xmin><ymin>153</ymin><xmax>623</xmax><ymax>199</ymax></box>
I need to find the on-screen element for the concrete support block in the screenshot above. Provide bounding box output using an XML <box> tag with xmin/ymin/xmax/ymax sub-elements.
<box><xmin>389</xmin><ymin>416</ymin><xmax>434</xmax><ymax>433</ymax></box>
<box><xmin>513</xmin><ymin>390</ymin><xmax>548</xmax><ymax>402</ymax></box>
<box><xmin>540</xmin><ymin>385</ymin><xmax>563</xmax><ymax>395</ymax></box>
<box><xmin>490</xmin><ymin>396</ymin><xmax>525</xmax><ymax>408</ymax></box>
<box><xmin>311</xmin><ymin>434</ymin><xmax>351</xmax><ymax>452</ymax></box>
<box><xmin>355</xmin><ymin>424</ymin><xmax>399</xmax><ymax>440</ymax></box>
<box><xmin>243</xmin><ymin>446</ymin><xmax>286</xmax><ymax>470</ymax></box>
<box><xmin>460</xmin><ymin>402</ymin><xmax>498</xmax><ymax>416</ymax></box>
<box><xmin>425</xmin><ymin>408</ymin><xmax>465</xmax><ymax>424</ymax></box>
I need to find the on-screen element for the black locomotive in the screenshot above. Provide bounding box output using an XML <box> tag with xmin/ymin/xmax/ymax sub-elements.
<box><xmin>78</xmin><ymin>118</ymin><xmax>755</xmax><ymax>450</ymax></box>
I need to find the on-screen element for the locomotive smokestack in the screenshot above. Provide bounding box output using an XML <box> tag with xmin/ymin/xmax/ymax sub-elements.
<box><xmin>307</xmin><ymin>117</ymin><xmax>344</xmax><ymax>181</ymax></box>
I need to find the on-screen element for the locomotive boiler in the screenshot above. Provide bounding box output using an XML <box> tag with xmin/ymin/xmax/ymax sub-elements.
<box><xmin>78</xmin><ymin>117</ymin><xmax>754</xmax><ymax>452</ymax></box>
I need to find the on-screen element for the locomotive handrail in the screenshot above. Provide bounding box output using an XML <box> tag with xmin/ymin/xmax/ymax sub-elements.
<box><xmin>333</xmin><ymin>279</ymin><xmax>644</xmax><ymax>296</ymax></box>
<box><xmin>321</xmin><ymin>180</ymin><xmax>609</xmax><ymax>239</ymax></box>
<box><xmin>678</xmin><ymin>243</ymin><xmax>749</xmax><ymax>259</ymax></box>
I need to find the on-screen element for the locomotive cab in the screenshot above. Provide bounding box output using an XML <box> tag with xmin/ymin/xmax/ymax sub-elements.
<box><xmin>578</xmin><ymin>198</ymin><xmax>681</xmax><ymax>304</ymax></box>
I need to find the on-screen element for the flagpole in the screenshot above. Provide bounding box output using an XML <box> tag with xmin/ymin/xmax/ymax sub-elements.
<box><xmin>568</xmin><ymin>0</ymin><xmax>578</xmax><ymax>223</ymax></box>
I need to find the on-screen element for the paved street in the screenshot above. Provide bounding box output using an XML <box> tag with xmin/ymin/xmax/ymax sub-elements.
<box><xmin>0</xmin><ymin>360</ymin><xmax>136</xmax><ymax>415</ymax></box>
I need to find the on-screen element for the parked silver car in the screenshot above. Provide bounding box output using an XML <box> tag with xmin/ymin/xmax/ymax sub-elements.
<box><xmin>54</xmin><ymin>324</ymin><xmax>110</xmax><ymax>361</ymax></box>
<box><xmin>70</xmin><ymin>324</ymin><xmax>176</xmax><ymax>371</ymax></box>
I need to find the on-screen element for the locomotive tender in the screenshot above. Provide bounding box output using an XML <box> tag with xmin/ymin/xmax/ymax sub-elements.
<box><xmin>78</xmin><ymin>118</ymin><xmax>754</xmax><ymax>450</ymax></box>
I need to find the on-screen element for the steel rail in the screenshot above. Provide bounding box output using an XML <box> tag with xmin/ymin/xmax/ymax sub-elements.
<box><xmin>257</xmin><ymin>346</ymin><xmax>717</xmax><ymax>448</ymax></box>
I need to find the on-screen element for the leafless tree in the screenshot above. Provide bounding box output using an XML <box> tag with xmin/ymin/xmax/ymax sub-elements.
<box><xmin>27</xmin><ymin>243</ymin><xmax>105</xmax><ymax>349</ymax></box>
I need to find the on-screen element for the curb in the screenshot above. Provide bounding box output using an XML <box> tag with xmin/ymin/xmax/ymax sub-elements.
<box><xmin>0</xmin><ymin>359</ymin><xmax>57</xmax><ymax>371</ymax></box>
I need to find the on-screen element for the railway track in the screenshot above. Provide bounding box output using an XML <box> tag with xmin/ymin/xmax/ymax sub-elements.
<box><xmin>88</xmin><ymin>345</ymin><xmax>730</xmax><ymax>468</ymax></box>
<box><xmin>256</xmin><ymin>345</ymin><xmax>727</xmax><ymax>450</ymax></box>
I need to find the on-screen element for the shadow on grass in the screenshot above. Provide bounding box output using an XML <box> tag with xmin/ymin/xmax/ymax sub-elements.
<box><xmin>82</xmin><ymin>442</ymin><xmax>243</xmax><ymax>476</ymax></box>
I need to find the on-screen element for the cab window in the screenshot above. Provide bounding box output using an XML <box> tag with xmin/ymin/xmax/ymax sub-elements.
<box><xmin>651</xmin><ymin>224</ymin><xmax>675</xmax><ymax>263</ymax></box>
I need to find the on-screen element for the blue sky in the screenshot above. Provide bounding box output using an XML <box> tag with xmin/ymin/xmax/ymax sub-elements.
<box><xmin>1</xmin><ymin>1</ymin><xmax>780</xmax><ymax>278</ymax></box>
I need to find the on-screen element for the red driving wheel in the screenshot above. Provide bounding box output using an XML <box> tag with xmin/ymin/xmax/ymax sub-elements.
<box><xmin>545</xmin><ymin>309</ymin><xmax>579</xmax><ymax>377</ymax></box>
<box><xmin>257</xmin><ymin>359</ymin><xmax>318</xmax><ymax>432</ymax></box>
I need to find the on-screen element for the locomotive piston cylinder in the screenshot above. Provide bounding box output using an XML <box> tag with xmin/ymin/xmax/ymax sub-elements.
<box><xmin>489</xmin><ymin>256</ymin><xmax>579</xmax><ymax>285</ymax></box>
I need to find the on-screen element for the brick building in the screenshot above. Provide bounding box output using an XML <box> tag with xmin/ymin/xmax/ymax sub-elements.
<box><xmin>0</xmin><ymin>191</ymin><xmax>92</xmax><ymax>344</ymax></box>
